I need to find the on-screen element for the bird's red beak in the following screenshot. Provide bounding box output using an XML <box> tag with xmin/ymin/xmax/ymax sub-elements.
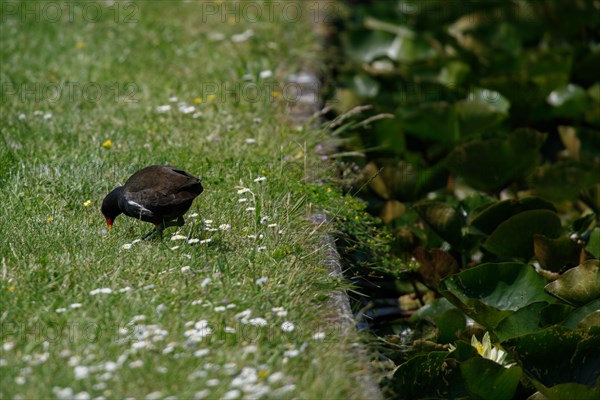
<box><xmin>106</xmin><ymin>218</ymin><xmax>113</xmax><ymax>229</ymax></box>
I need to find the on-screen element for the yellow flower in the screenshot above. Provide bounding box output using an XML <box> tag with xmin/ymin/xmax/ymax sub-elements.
<box><xmin>207</xmin><ymin>94</ymin><xmax>217</xmax><ymax>101</ymax></box>
<box><xmin>258</xmin><ymin>370</ymin><xmax>268</xmax><ymax>379</ymax></box>
<box><xmin>272</xmin><ymin>91</ymin><xmax>282</xmax><ymax>98</ymax></box>
<box><xmin>102</xmin><ymin>139</ymin><xmax>113</xmax><ymax>149</ymax></box>
<box><xmin>194</xmin><ymin>97</ymin><xmax>202</xmax><ymax>104</ymax></box>
<box><xmin>76</xmin><ymin>42</ymin><xmax>85</xmax><ymax>49</ymax></box>
<box><xmin>8</xmin><ymin>286</ymin><xmax>16</xmax><ymax>292</ymax></box>
<box><xmin>83</xmin><ymin>200</ymin><xmax>92</xmax><ymax>207</ymax></box>
<box><xmin>47</xmin><ymin>216</ymin><xmax>54</xmax><ymax>223</ymax></box>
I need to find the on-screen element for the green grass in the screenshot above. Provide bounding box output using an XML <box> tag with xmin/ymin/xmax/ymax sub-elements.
<box><xmin>0</xmin><ymin>1</ymin><xmax>368</xmax><ymax>398</ymax></box>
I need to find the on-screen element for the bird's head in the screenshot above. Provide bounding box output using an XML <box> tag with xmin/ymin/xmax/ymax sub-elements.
<box><xmin>101</xmin><ymin>187</ymin><xmax>124</xmax><ymax>229</ymax></box>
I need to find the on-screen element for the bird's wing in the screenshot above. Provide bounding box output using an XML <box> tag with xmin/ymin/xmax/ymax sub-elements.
<box><xmin>124</xmin><ymin>166</ymin><xmax>203</xmax><ymax>208</ymax></box>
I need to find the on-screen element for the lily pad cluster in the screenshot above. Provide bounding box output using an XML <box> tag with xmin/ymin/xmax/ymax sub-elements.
<box><xmin>328</xmin><ymin>1</ymin><xmax>600</xmax><ymax>399</ymax></box>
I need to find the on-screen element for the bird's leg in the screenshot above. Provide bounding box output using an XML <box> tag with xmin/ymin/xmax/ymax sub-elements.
<box><xmin>141</xmin><ymin>224</ymin><xmax>163</xmax><ymax>240</ymax></box>
<box><xmin>164</xmin><ymin>216</ymin><xmax>185</xmax><ymax>228</ymax></box>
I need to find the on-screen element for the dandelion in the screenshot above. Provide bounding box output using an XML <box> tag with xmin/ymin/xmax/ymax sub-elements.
<box><xmin>253</xmin><ymin>176</ymin><xmax>267</xmax><ymax>183</ymax></box>
<box><xmin>90</xmin><ymin>288</ymin><xmax>113</xmax><ymax>296</ymax></box>
<box><xmin>200</xmin><ymin>278</ymin><xmax>211</xmax><ymax>287</ymax></box>
<box><xmin>222</xmin><ymin>389</ymin><xmax>241</xmax><ymax>399</ymax></box>
<box><xmin>272</xmin><ymin>91</ymin><xmax>282</xmax><ymax>98</ymax></box>
<box><xmin>205</xmin><ymin>378</ymin><xmax>220</xmax><ymax>387</ymax></box>
<box><xmin>259</xmin><ymin>70</ymin><xmax>273</xmax><ymax>79</ymax></box>
<box><xmin>194</xmin><ymin>98</ymin><xmax>202</xmax><ymax>104</ymax></box>
<box><xmin>284</xmin><ymin>349</ymin><xmax>299</xmax><ymax>358</ymax></box>
<box><xmin>83</xmin><ymin>200</ymin><xmax>91</xmax><ymax>207</ymax></box>
<box><xmin>280</xmin><ymin>321</ymin><xmax>295</xmax><ymax>332</ymax></box>
<box><xmin>73</xmin><ymin>365</ymin><xmax>90</xmax><ymax>380</ymax></box>
<box><xmin>194</xmin><ymin>349</ymin><xmax>210</xmax><ymax>357</ymax></box>
<box><xmin>256</xmin><ymin>276</ymin><xmax>268</xmax><ymax>285</ymax></box>
<box><xmin>47</xmin><ymin>216</ymin><xmax>54</xmax><ymax>223</ymax></box>
<box><xmin>231</xmin><ymin>29</ymin><xmax>254</xmax><ymax>43</ymax></box>
<box><xmin>193</xmin><ymin>389</ymin><xmax>211</xmax><ymax>399</ymax></box>
<box><xmin>272</xmin><ymin>307</ymin><xmax>287</xmax><ymax>317</ymax></box>
<box><xmin>207</xmin><ymin>94</ymin><xmax>217</xmax><ymax>101</ymax></box>
<box><xmin>102</xmin><ymin>139</ymin><xmax>113</xmax><ymax>149</ymax></box>
<box><xmin>75</xmin><ymin>42</ymin><xmax>85</xmax><ymax>49</ymax></box>
<box><xmin>249</xmin><ymin>318</ymin><xmax>268</xmax><ymax>327</ymax></box>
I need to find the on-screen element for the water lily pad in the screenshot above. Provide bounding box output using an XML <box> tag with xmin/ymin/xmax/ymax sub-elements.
<box><xmin>531</xmin><ymin>161</ymin><xmax>600</xmax><ymax>202</ymax></box>
<box><xmin>547</xmin><ymin>84</ymin><xmax>589</xmax><ymax>117</ymax></box>
<box><xmin>483</xmin><ymin>209</ymin><xmax>562</xmax><ymax>259</ymax></box>
<box><xmin>533</xmin><ymin>234</ymin><xmax>581</xmax><ymax>272</ymax></box>
<box><xmin>469</xmin><ymin>197</ymin><xmax>556</xmax><ymax>235</ymax></box>
<box><xmin>343</xmin><ymin>29</ymin><xmax>396</xmax><ymax>63</ymax></box>
<box><xmin>495</xmin><ymin>302</ymin><xmax>572</xmax><ymax>342</ymax></box>
<box><xmin>413</xmin><ymin>247</ymin><xmax>460</xmax><ymax>291</ymax></box>
<box><xmin>460</xmin><ymin>358</ymin><xmax>522</xmax><ymax>400</ymax></box>
<box><xmin>445</xmin><ymin>129</ymin><xmax>546</xmax><ymax>192</ymax></box>
<box><xmin>414</xmin><ymin>201</ymin><xmax>463</xmax><ymax>248</ymax></box>
<box><xmin>564</xmin><ymin>299</ymin><xmax>600</xmax><ymax>329</ymax></box>
<box><xmin>392</xmin><ymin>352</ymin><xmax>468</xmax><ymax>399</ymax></box>
<box><xmin>396</xmin><ymin>102</ymin><xmax>459</xmax><ymax>144</ymax></box>
<box><xmin>439</xmin><ymin>262</ymin><xmax>556</xmax><ymax>328</ymax></box>
<box><xmin>504</xmin><ymin>326</ymin><xmax>600</xmax><ymax>396</ymax></box>
<box><xmin>585</xmin><ymin>228</ymin><xmax>600</xmax><ymax>258</ymax></box>
<box><xmin>545</xmin><ymin>260</ymin><xmax>600</xmax><ymax>306</ymax></box>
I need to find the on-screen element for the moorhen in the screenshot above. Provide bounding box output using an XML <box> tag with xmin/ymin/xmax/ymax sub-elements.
<box><xmin>101</xmin><ymin>165</ymin><xmax>203</xmax><ymax>239</ymax></box>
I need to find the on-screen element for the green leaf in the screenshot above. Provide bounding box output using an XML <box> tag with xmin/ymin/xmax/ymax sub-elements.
<box><xmin>397</xmin><ymin>102</ymin><xmax>459</xmax><ymax>144</ymax></box>
<box><xmin>586</xmin><ymin>228</ymin><xmax>600</xmax><ymax>259</ymax></box>
<box><xmin>445</xmin><ymin>129</ymin><xmax>546</xmax><ymax>192</ymax></box>
<box><xmin>533</xmin><ymin>235</ymin><xmax>581</xmax><ymax>272</ymax></box>
<box><xmin>414</xmin><ymin>201</ymin><xmax>463</xmax><ymax>248</ymax></box>
<box><xmin>494</xmin><ymin>302</ymin><xmax>572</xmax><ymax>342</ymax></box>
<box><xmin>455</xmin><ymin>100</ymin><xmax>507</xmax><ymax>139</ymax></box>
<box><xmin>483</xmin><ymin>210</ymin><xmax>562</xmax><ymax>259</ymax></box>
<box><xmin>469</xmin><ymin>197</ymin><xmax>556</xmax><ymax>235</ymax></box>
<box><xmin>547</xmin><ymin>84</ymin><xmax>589</xmax><ymax>117</ymax></box>
<box><xmin>531</xmin><ymin>161</ymin><xmax>600</xmax><ymax>202</ymax></box>
<box><xmin>564</xmin><ymin>299</ymin><xmax>600</xmax><ymax>329</ymax></box>
<box><xmin>504</xmin><ymin>326</ymin><xmax>600</xmax><ymax>394</ymax></box>
<box><xmin>387</xmin><ymin>35</ymin><xmax>437</xmax><ymax>63</ymax></box>
<box><xmin>460</xmin><ymin>358</ymin><xmax>522</xmax><ymax>400</ymax></box>
<box><xmin>545</xmin><ymin>260</ymin><xmax>600</xmax><ymax>306</ymax></box>
<box><xmin>439</xmin><ymin>263</ymin><xmax>556</xmax><ymax>329</ymax></box>
<box><xmin>343</xmin><ymin>29</ymin><xmax>395</xmax><ymax>63</ymax></box>
<box><xmin>392</xmin><ymin>352</ymin><xmax>468</xmax><ymax>399</ymax></box>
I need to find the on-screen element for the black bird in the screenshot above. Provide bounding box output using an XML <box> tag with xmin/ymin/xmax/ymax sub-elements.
<box><xmin>101</xmin><ymin>165</ymin><xmax>203</xmax><ymax>239</ymax></box>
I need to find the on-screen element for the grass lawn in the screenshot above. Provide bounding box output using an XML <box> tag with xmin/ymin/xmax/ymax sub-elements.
<box><xmin>0</xmin><ymin>1</ymin><xmax>368</xmax><ymax>398</ymax></box>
